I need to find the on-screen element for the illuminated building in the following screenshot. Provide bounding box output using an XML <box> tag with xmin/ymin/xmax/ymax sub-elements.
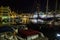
<box><xmin>0</xmin><ymin>6</ymin><xmax>11</xmax><ymax>25</ymax></box>
<box><xmin>21</xmin><ymin>15</ymin><xmax>29</xmax><ymax>24</ymax></box>
<box><xmin>19</xmin><ymin>13</ymin><xmax>32</xmax><ymax>24</ymax></box>
<box><xmin>0</xmin><ymin>6</ymin><xmax>18</xmax><ymax>25</ymax></box>
<box><xmin>10</xmin><ymin>11</ymin><xmax>18</xmax><ymax>24</ymax></box>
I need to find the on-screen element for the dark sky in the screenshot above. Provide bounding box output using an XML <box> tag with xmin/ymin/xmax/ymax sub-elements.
<box><xmin>0</xmin><ymin>0</ymin><xmax>60</xmax><ymax>13</ymax></box>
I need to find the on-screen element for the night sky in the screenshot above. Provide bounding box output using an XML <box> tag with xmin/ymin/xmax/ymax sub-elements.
<box><xmin>0</xmin><ymin>0</ymin><xmax>60</xmax><ymax>13</ymax></box>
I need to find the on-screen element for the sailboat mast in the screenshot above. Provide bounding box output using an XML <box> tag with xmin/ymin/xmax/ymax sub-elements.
<box><xmin>53</xmin><ymin>0</ymin><xmax>58</xmax><ymax>25</ymax></box>
<box><xmin>54</xmin><ymin>0</ymin><xmax>58</xmax><ymax>18</ymax></box>
<box><xmin>55</xmin><ymin>0</ymin><xmax>58</xmax><ymax>12</ymax></box>
<box><xmin>46</xmin><ymin>0</ymin><xmax>48</xmax><ymax>14</ymax></box>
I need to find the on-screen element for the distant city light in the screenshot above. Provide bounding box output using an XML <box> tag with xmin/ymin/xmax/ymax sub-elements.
<box><xmin>46</xmin><ymin>15</ymin><xmax>53</xmax><ymax>18</ymax></box>
<box><xmin>24</xmin><ymin>16</ymin><xmax>27</xmax><ymax>17</ymax></box>
<box><xmin>31</xmin><ymin>19</ymin><xmax>44</xmax><ymax>23</ymax></box>
<box><xmin>31</xmin><ymin>19</ymin><xmax>37</xmax><ymax>23</ymax></box>
<box><xmin>39</xmin><ymin>15</ymin><xmax>46</xmax><ymax>18</ymax></box>
<box><xmin>2</xmin><ymin>16</ymin><xmax>9</xmax><ymax>19</ymax></box>
<box><xmin>57</xmin><ymin>34</ymin><xmax>60</xmax><ymax>36</ymax></box>
<box><xmin>56</xmin><ymin>14</ymin><xmax>60</xmax><ymax>17</ymax></box>
<box><xmin>33</xmin><ymin>14</ymin><xmax>38</xmax><ymax>18</ymax></box>
<box><xmin>38</xmin><ymin>19</ymin><xmax>44</xmax><ymax>23</ymax></box>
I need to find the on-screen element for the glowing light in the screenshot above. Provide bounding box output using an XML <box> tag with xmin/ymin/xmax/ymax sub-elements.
<box><xmin>38</xmin><ymin>19</ymin><xmax>44</xmax><ymax>23</ymax></box>
<box><xmin>56</xmin><ymin>14</ymin><xmax>60</xmax><ymax>17</ymax></box>
<box><xmin>22</xmin><ymin>17</ymin><xmax>29</xmax><ymax>24</ymax></box>
<box><xmin>31</xmin><ymin>19</ymin><xmax>37</xmax><ymax>23</ymax></box>
<box><xmin>33</xmin><ymin>14</ymin><xmax>38</xmax><ymax>18</ymax></box>
<box><xmin>57</xmin><ymin>34</ymin><xmax>60</xmax><ymax>36</ymax></box>
<box><xmin>2</xmin><ymin>16</ymin><xmax>9</xmax><ymax>19</ymax></box>
<box><xmin>47</xmin><ymin>15</ymin><xmax>53</xmax><ymax>18</ymax></box>
<box><xmin>24</xmin><ymin>16</ymin><xmax>27</xmax><ymax>17</ymax></box>
<box><xmin>39</xmin><ymin>15</ymin><xmax>46</xmax><ymax>18</ymax></box>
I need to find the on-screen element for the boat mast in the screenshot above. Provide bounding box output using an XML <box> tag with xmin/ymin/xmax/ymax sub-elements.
<box><xmin>54</xmin><ymin>0</ymin><xmax>58</xmax><ymax>20</ymax></box>
<box><xmin>53</xmin><ymin>0</ymin><xmax>58</xmax><ymax>25</ymax></box>
<box><xmin>46</xmin><ymin>0</ymin><xmax>48</xmax><ymax>14</ymax></box>
<box><xmin>55</xmin><ymin>0</ymin><xmax>58</xmax><ymax>12</ymax></box>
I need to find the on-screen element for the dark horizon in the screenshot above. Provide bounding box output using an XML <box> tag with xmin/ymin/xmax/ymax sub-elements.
<box><xmin>0</xmin><ymin>0</ymin><xmax>60</xmax><ymax>13</ymax></box>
